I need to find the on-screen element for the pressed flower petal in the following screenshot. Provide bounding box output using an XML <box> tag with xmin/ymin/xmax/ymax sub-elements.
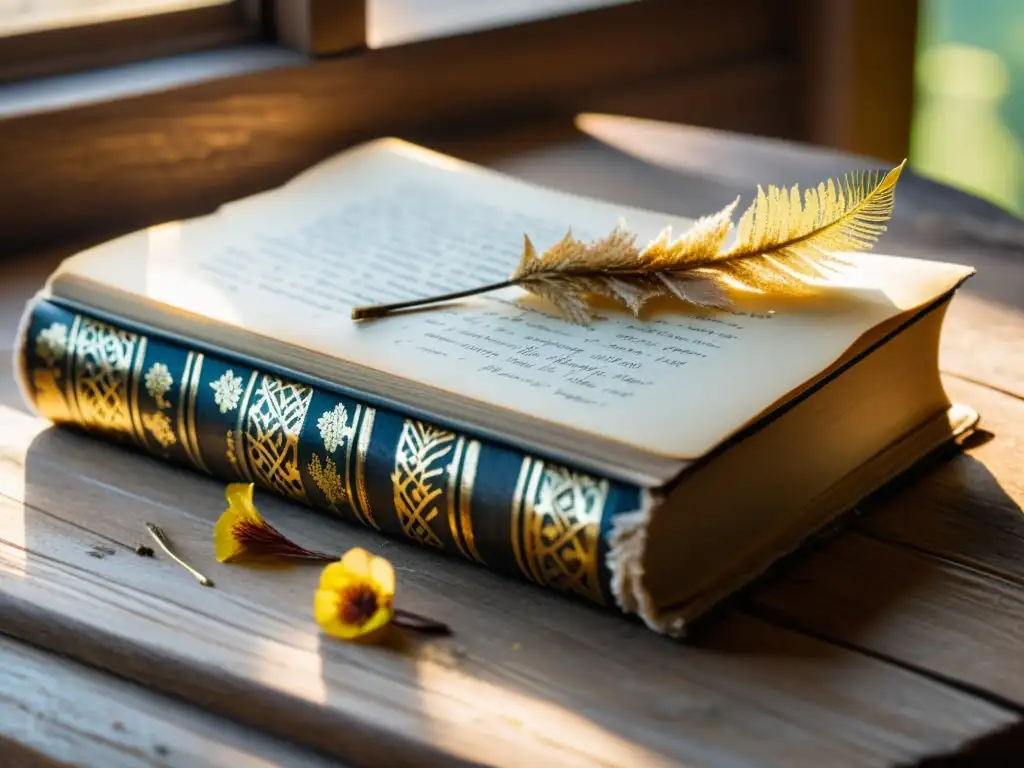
<box><xmin>213</xmin><ymin>504</ymin><xmax>246</xmax><ymax>563</ymax></box>
<box><xmin>225</xmin><ymin>482</ymin><xmax>260</xmax><ymax>522</ymax></box>
<box><xmin>319</xmin><ymin>560</ymin><xmax>356</xmax><ymax>591</ymax></box>
<box><xmin>314</xmin><ymin>551</ymin><xmax>396</xmax><ymax>643</ymax></box>
<box><xmin>357</xmin><ymin>603</ymin><xmax>394</xmax><ymax>638</ymax></box>
<box><xmin>369</xmin><ymin>554</ymin><xmax>395</xmax><ymax>596</ymax></box>
<box><xmin>338</xmin><ymin>547</ymin><xmax>373</xmax><ymax>579</ymax></box>
<box><xmin>314</xmin><ymin>584</ymin><xmax>393</xmax><ymax>641</ymax></box>
<box><xmin>314</xmin><ymin>588</ymin><xmax>347</xmax><ymax>634</ymax></box>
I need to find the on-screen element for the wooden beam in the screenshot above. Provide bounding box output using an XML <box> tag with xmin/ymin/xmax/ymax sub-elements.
<box><xmin>797</xmin><ymin>0</ymin><xmax>919</xmax><ymax>162</ymax></box>
<box><xmin>274</xmin><ymin>0</ymin><xmax>366</xmax><ymax>56</ymax></box>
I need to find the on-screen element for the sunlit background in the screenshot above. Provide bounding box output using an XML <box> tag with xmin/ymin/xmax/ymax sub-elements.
<box><xmin>911</xmin><ymin>0</ymin><xmax>1024</xmax><ymax>216</ymax></box>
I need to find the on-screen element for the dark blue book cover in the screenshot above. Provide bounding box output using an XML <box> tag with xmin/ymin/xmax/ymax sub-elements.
<box><xmin>18</xmin><ymin>298</ymin><xmax>647</xmax><ymax>614</ymax></box>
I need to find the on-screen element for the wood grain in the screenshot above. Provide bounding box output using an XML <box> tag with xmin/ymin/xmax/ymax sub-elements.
<box><xmin>0</xmin><ymin>2</ymin><xmax>256</xmax><ymax>85</ymax></box>
<box><xmin>0</xmin><ymin>633</ymin><xmax>341</xmax><ymax>767</ymax></box>
<box><xmin>0</xmin><ymin>407</ymin><xmax>1010</xmax><ymax>767</ymax></box>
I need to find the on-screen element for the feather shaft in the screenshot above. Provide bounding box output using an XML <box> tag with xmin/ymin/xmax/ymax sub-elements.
<box><xmin>351</xmin><ymin>279</ymin><xmax>516</xmax><ymax>319</ymax></box>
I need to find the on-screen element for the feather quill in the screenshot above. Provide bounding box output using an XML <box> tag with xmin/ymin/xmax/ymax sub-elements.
<box><xmin>351</xmin><ymin>160</ymin><xmax>906</xmax><ymax>324</ymax></box>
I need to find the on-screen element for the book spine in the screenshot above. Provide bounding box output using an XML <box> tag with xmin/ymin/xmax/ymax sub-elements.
<box><xmin>17</xmin><ymin>298</ymin><xmax>647</xmax><ymax>610</ymax></box>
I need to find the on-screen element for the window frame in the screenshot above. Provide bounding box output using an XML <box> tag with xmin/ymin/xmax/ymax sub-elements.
<box><xmin>0</xmin><ymin>0</ymin><xmax>267</xmax><ymax>84</ymax></box>
<box><xmin>273</xmin><ymin>0</ymin><xmax>366</xmax><ymax>56</ymax></box>
<box><xmin>0</xmin><ymin>0</ymin><xmax>918</xmax><ymax>260</ymax></box>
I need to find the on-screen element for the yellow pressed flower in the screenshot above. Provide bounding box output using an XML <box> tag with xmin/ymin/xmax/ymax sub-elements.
<box><xmin>213</xmin><ymin>483</ymin><xmax>334</xmax><ymax>563</ymax></box>
<box><xmin>314</xmin><ymin>547</ymin><xmax>395</xmax><ymax>642</ymax></box>
<box><xmin>211</xmin><ymin>485</ymin><xmax>450</xmax><ymax>638</ymax></box>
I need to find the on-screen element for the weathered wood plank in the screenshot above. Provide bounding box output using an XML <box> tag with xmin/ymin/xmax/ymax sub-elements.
<box><xmin>749</xmin><ymin>377</ymin><xmax>1024</xmax><ymax>705</ymax></box>
<box><xmin>939</xmin><ymin>258</ymin><xmax>1024</xmax><ymax>401</ymax></box>
<box><xmin>0</xmin><ymin>633</ymin><xmax>341</xmax><ymax>768</ymax></box>
<box><xmin>856</xmin><ymin>376</ymin><xmax>1024</xmax><ymax>581</ymax></box>
<box><xmin>0</xmin><ymin>407</ymin><xmax>1010</xmax><ymax>767</ymax></box>
<box><xmin>754</xmin><ymin>531</ymin><xmax>1024</xmax><ymax>704</ymax></box>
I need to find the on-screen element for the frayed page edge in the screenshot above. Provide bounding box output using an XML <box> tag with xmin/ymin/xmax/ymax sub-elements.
<box><xmin>606</xmin><ymin>489</ymin><xmax>688</xmax><ymax>639</ymax></box>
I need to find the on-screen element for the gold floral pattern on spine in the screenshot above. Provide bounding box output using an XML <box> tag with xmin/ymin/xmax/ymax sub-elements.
<box><xmin>309</xmin><ymin>453</ymin><xmax>346</xmax><ymax>506</ymax></box>
<box><xmin>309</xmin><ymin>402</ymin><xmax>380</xmax><ymax>529</ymax></box>
<box><xmin>31</xmin><ymin>369</ymin><xmax>67</xmax><ymax>420</ymax></box>
<box><xmin>226</xmin><ymin>430</ymin><xmax>239</xmax><ymax>472</ymax></box>
<box><xmin>511</xmin><ymin>458</ymin><xmax>607</xmax><ymax>605</ymax></box>
<box><xmin>31</xmin><ymin>320</ymin><xmax>75</xmax><ymax>422</ymax></box>
<box><xmin>142</xmin><ymin>411</ymin><xmax>177</xmax><ymax>448</ymax></box>
<box><xmin>144</xmin><ymin>363</ymin><xmax>173</xmax><ymax>409</ymax></box>
<box><xmin>138</xmin><ymin>351</ymin><xmax>187</xmax><ymax>451</ymax></box>
<box><xmin>243</xmin><ymin>375</ymin><xmax>312</xmax><ymax>502</ymax></box>
<box><xmin>309</xmin><ymin>403</ymin><xmax>353</xmax><ymax>511</ymax></box>
<box><xmin>36</xmin><ymin>323</ymin><xmax>68</xmax><ymax>367</ymax></box>
<box><xmin>392</xmin><ymin>421</ymin><xmax>454</xmax><ymax>548</ymax></box>
<box><xmin>318</xmin><ymin>403</ymin><xmax>352</xmax><ymax>453</ymax></box>
<box><xmin>67</xmin><ymin>317</ymin><xmax>138</xmax><ymax>439</ymax></box>
<box><xmin>211</xmin><ymin>369</ymin><xmax>243</xmax><ymax>414</ymax></box>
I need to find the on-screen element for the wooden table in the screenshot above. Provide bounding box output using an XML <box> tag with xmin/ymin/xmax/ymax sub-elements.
<box><xmin>3</xmin><ymin>115</ymin><xmax>1024</xmax><ymax>767</ymax></box>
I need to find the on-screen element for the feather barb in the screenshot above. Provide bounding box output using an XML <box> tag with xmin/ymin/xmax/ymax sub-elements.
<box><xmin>350</xmin><ymin>160</ymin><xmax>907</xmax><ymax>324</ymax></box>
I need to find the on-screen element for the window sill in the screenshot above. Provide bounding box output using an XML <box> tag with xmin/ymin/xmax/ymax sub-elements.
<box><xmin>0</xmin><ymin>0</ymin><xmax>797</xmax><ymax>255</ymax></box>
<box><xmin>0</xmin><ymin>44</ymin><xmax>302</xmax><ymax>120</ymax></box>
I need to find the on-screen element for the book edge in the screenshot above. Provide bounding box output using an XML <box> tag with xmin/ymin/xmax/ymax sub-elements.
<box><xmin>611</xmin><ymin>401</ymin><xmax>979</xmax><ymax>638</ymax></box>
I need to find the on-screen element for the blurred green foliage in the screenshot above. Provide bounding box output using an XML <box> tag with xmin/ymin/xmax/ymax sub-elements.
<box><xmin>911</xmin><ymin>0</ymin><xmax>1024</xmax><ymax>214</ymax></box>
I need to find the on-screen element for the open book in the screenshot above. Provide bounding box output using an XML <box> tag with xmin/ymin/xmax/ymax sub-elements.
<box><xmin>15</xmin><ymin>138</ymin><xmax>975</xmax><ymax>635</ymax></box>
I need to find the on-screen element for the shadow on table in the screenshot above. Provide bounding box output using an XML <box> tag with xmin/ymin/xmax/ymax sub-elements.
<box><xmin>689</xmin><ymin>442</ymin><xmax>1024</xmax><ymax>761</ymax></box>
<box><xmin>906</xmin><ymin>720</ymin><xmax>1024</xmax><ymax>766</ymax></box>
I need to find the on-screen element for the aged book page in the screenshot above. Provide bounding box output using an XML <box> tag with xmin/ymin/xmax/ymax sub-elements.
<box><xmin>48</xmin><ymin>139</ymin><xmax>974</xmax><ymax>474</ymax></box>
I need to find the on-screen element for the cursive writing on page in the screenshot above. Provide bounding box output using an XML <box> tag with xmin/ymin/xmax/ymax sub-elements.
<box><xmin>198</xmin><ymin>181</ymin><xmax>574</xmax><ymax>315</ymax></box>
<box><xmin>406</xmin><ymin>300</ymin><xmax>753</xmax><ymax>408</ymax></box>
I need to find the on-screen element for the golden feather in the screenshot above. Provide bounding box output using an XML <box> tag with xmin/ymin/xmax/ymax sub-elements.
<box><xmin>350</xmin><ymin>161</ymin><xmax>906</xmax><ymax>324</ymax></box>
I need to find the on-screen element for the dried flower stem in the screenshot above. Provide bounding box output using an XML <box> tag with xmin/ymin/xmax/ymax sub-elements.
<box><xmin>393</xmin><ymin>608</ymin><xmax>451</xmax><ymax>635</ymax></box>
<box><xmin>233</xmin><ymin>518</ymin><xmax>337</xmax><ymax>562</ymax></box>
<box><xmin>146</xmin><ymin>523</ymin><xmax>214</xmax><ymax>587</ymax></box>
